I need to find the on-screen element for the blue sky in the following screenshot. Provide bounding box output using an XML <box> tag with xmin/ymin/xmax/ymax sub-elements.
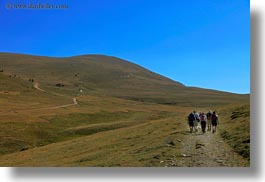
<box><xmin>0</xmin><ymin>0</ymin><xmax>250</xmax><ymax>94</ymax></box>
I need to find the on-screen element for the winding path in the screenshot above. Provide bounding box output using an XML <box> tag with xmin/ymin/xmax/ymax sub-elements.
<box><xmin>0</xmin><ymin>82</ymin><xmax>78</xmax><ymax>113</ymax></box>
<box><xmin>33</xmin><ymin>82</ymin><xmax>45</xmax><ymax>92</ymax></box>
<box><xmin>33</xmin><ymin>82</ymin><xmax>78</xmax><ymax>109</ymax></box>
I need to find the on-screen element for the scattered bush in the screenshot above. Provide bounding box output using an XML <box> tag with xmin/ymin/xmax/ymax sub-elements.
<box><xmin>55</xmin><ymin>83</ymin><xmax>65</xmax><ymax>87</ymax></box>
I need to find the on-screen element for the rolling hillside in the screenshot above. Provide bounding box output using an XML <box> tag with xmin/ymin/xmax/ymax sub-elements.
<box><xmin>0</xmin><ymin>53</ymin><xmax>248</xmax><ymax>107</ymax></box>
<box><xmin>0</xmin><ymin>52</ymin><xmax>250</xmax><ymax>166</ymax></box>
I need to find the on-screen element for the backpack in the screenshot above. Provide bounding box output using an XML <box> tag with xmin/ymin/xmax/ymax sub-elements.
<box><xmin>194</xmin><ymin>113</ymin><xmax>200</xmax><ymax>120</ymax></box>
<box><xmin>188</xmin><ymin>113</ymin><xmax>195</xmax><ymax>121</ymax></box>
<box><xmin>206</xmin><ymin>112</ymin><xmax>211</xmax><ymax>118</ymax></box>
<box><xmin>212</xmin><ymin>114</ymin><xmax>218</xmax><ymax>121</ymax></box>
<box><xmin>201</xmin><ymin>115</ymin><xmax>206</xmax><ymax>121</ymax></box>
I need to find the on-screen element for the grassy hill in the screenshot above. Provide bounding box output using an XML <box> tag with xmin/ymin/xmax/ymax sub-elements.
<box><xmin>0</xmin><ymin>102</ymin><xmax>249</xmax><ymax>167</ymax></box>
<box><xmin>219</xmin><ymin>104</ymin><xmax>250</xmax><ymax>160</ymax></box>
<box><xmin>0</xmin><ymin>53</ymin><xmax>248</xmax><ymax>107</ymax></box>
<box><xmin>0</xmin><ymin>73</ymin><xmax>70</xmax><ymax>110</ymax></box>
<box><xmin>0</xmin><ymin>52</ymin><xmax>250</xmax><ymax>166</ymax></box>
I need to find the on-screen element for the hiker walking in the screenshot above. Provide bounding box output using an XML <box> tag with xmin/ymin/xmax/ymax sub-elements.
<box><xmin>211</xmin><ymin>111</ymin><xmax>219</xmax><ymax>133</ymax></box>
<box><xmin>187</xmin><ymin>112</ymin><xmax>195</xmax><ymax>133</ymax></box>
<box><xmin>193</xmin><ymin>111</ymin><xmax>200</xmax><ymax>132</ymax></box>
<box><xmin>199</xmin><ymin>112</ymin><xmax>203</xmax><ymax>118</ymax></box>
<box><xmin>200</xmin><ymin>112</ymin><xmax>207</xmax><ymax>133</ymax></box>
<box><xmin>206</xmin><ymin>110</ymin><xmax>213</xmax><ymax>131</ymax></box>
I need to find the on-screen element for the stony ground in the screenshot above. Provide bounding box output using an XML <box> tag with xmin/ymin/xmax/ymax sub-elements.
<box><xmin>162</xmin><ymin>126</ymin><xmax>249</xmax><ymax>167</ymax></box>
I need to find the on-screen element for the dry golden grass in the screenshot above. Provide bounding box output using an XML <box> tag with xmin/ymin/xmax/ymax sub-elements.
<box><xmin>0</xmin><ymin>112</ymin><xmax>185</xmax><ymax>166</ymax></box>
<box><xmin>0</xmin><ymin>52</ymin><xmax>249</xmax><ymax>166</ymax></box>
<box><xmin>218</xmin><ymin>103</ymin><xmax>250</xmax><ymax>160</ymax></box>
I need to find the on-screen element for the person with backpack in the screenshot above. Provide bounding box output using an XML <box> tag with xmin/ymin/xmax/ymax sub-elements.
<box><xmin>199</xmin><ymin>112</ymin><xmax>203</xmax><ymax>118</ymax></box>
<box><xmin>187</xmin><ymin>112</ymin><xmax>195</xmax><ymax>133</ymax></box>
<box><xmin>193</xmin><ymin>111</ymin><xmax>200</xmax><ymax>132</ymax></box>
<box><xmin>211</xmin><ymin>111</ymin><xmax>219</xmax><ymax>133</ymax></box>
<box><xmin>206</xmin><ymin>110</ymin><xmax>213</xmax><ymax>131</ymax></box>
<box><xmin>200</xmin><ymin>112</ymin><xmax>207</xmax><ymax>133</ymax></box>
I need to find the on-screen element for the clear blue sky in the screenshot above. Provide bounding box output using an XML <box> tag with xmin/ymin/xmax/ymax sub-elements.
<box><xmin>0</xmin><ymin>0</ymin><xmax>250</xmax><ymax>94</ymax></box>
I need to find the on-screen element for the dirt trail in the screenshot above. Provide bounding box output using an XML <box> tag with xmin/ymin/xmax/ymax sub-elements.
<box><xmin>33</xmin><ymin>82</ymin><xmax>78</xmax><ymax>109</ymax></box>
<box><xmin>33</xmin><ymin>82</ymin><xmax>45</xmax><ymax>92</ymax></box>
<box><xmin>173</xmin><ymin>129</ymin><xmax>249</xmax><ymax>167</ymax></box>
<box><xmin>0</xmin><ymin>82</ymin><xmax>78</xmax><ymax>113</ymax></box>
<box><xmin>42</xmin><ymin>97</ymin><xmax>78</xmax><ymax>109</ymax></box>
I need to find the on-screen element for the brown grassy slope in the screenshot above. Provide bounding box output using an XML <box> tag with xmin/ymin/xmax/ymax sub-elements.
<box><xmin>0</xmin><ymin>78</ymin><xmax>191</xmax><ymax>166</ymax></box>
<box><xmin>0</xmin><ymin>73</ymin><xmax>78</xmax><ymax>154</ymax></box>
<box><xmin>0</xmin><ymin>102</ymin><xmax>250</xmax><ymax>167</ymax></box>
<box><xmin>0</xmin><ymin>73</ymin><xmax>186</xmax><ymax>155</ymax></box>
<box><xmin>0</xmin><ymin>107</ymin><xmax>189</xmax><ymax>167</ymax></box>
<box><xmin>0</xmin><ymin>73</ymin><xmax>70</xmax><ymax>110</ymax></box>
<box><xmin>0</xmin><ymin>52</ymin><xmax>250</xmax><ymax>166</ymax></box>
<box><xmin>218</xmin><ymin>104</ymin><xmax>250</xmax><ymax>160</ymax></box>
<box><xmin>0</xmin><ymin>52</ymin><xmax>249</xmax><ymax>107</ymax></box>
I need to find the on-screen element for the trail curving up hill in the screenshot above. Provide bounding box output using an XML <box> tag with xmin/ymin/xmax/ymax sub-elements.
<box><xmin>33</xmin><ymin>82</ymin><xmax>45</xmax><ymax>92</ymax></box>
<box><xmin>33</xmin><ymin>82</ymin><xmax>78</xmax><ymax>109</ymax></box>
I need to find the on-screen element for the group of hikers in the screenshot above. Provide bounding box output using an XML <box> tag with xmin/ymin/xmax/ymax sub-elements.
<box><xmin>187</xmin><ymin>110</ymin><xmax>219</xmax><ymax>134</ymax></box>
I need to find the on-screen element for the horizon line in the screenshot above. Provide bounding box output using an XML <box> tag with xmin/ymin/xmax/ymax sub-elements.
<box><xmin>0</xmin><ymin>51</ymin><xmax>250</xmax><ymax>95</ymax></box>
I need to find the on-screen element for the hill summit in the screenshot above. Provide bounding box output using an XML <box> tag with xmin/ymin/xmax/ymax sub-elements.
<box><xmin>0</xmin><ymin>53</ymin><xmax>248</xmax><ymax>107</ymax></box>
